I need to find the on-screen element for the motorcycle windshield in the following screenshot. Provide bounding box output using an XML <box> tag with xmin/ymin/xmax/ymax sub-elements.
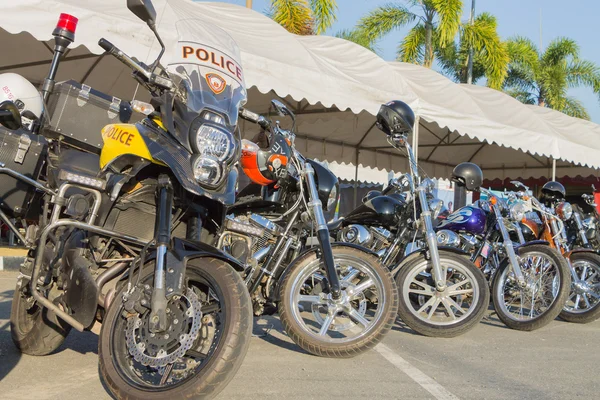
<box><xmin>168</xmin><ymin>19</ymin><xmax>247</xmax><ymax>126</ymax></box>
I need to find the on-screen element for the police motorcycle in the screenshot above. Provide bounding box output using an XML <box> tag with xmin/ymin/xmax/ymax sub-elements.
<box><xmin>334</xmin><ymin>101</ymin><xmax>489</xmax><ymax>338</ymax></box>
<box><xmin>518</xmin><ymin>181</ymin><xmax>600</xmax><ymax>324</ymax></box>
<box><xmin>216</xmin><ymin>100</ymin><xmax>398</xmax><ymax>357</ymax></box>
<box><xmin>1</xmin><ymin>1</ymin><xmax>254</xmax><ymax>398</ymax></box>
<box><xmin>436</xmin><ymin>178</ymin><xmax>570</xmax><ymax>331</ymax></box>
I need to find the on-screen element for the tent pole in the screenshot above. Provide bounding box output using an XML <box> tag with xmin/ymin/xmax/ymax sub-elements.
<box><xmin>353</xmin><ymin>148</ymin><xmax>359</xmax><ymax>209</ymax></box>
<box><xmin>413</xmin><ymin>115</ymin><xmax>420</xmax><ymax>163</ymax></box>
<box><xmin>552</xmin><ymin>158</ymin><xmax>556</xmax><ymax>181</ymax></box>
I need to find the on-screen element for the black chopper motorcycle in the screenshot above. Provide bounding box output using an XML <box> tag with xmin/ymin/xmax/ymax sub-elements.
<box><xmin>1</xmin><ymin>1</ymin><xmax>254</xmax><ymax>398</ymax></box>
<box><xmin>215</xmin><ymin>100</ymin><xmax>398</xmax><ymax>357</ymax></box>
<box><xmin>331</xmin><ymin>101</ymin><xmax>489</xmax><ymax>338</ymax></box>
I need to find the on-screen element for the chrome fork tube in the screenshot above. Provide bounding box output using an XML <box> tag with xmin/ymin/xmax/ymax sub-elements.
<box><xmin>574</xmin><ymin>212</ymin><xmax>589</xmax><ymax>246</ymax></box>
<box><xmin>417</xmin><ymin>187</ymin><xmax>446</xmax><ymax>291</ymax></box>
<box><xmin>493</xmin><ymin>204</ymin><xmax>526</xmax><ymax>285</ymax></box>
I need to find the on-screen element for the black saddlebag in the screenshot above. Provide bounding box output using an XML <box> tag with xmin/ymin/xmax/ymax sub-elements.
<box><xmin>45</xmin><ymin>80</ymin><xmax>138</xmax><ymax>153</ymax></box>
<box><xmin>0</xmin><ymin>126</ymin><xmax>48</xmax><ymax>217</ymax></box>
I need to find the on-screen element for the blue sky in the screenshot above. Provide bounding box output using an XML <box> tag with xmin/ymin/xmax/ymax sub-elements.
<box><xmin>205</xmin><ymin>0</ymin><xmax>600</xmax><ymax>122</ymax></box>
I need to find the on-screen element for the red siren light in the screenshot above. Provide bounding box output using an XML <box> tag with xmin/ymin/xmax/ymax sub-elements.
<box><xmin>53</xmin><ymin>13</ymin><xmax>78</xmax><ymax>43</ymax></box>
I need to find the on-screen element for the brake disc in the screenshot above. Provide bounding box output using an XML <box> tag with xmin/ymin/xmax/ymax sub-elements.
<box><xmin>125</xmin><ymin>288</ymin><xmax>202</xmax><ymax>368</ymax></box>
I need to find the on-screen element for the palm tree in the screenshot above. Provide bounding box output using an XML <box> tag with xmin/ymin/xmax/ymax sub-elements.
<box><xmin>356</xmin><ymin>0</ymin><xmax>463</xmax><ymax>68</ymax></box>
<box><xmin>268</xmin><ymin>0</ymin><xmax>337</xmax><ymax>35</ymax></box>
<box><xmin>504</xmin><ymin>36</ymin><xmax>600</xmax><ymax>120</ymax></box>
<box><xmin>436</xmin><ymin>12</ymin><xmax>508</xmax><ymax>89</ymax></box>
<box><xmin>335</xmin><ymin>29</ymin><xmax>379</xmax><ymax>53</ymax></box>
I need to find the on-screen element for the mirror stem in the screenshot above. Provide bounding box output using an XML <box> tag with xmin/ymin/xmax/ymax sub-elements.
<box><xmin>148</xmin><ymin>22</ymin><xmax>165</xmax><ymax>72</ymax></box>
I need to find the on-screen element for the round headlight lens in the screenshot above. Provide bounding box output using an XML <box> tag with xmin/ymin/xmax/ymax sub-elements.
<box><xmin>509</xmin><ymin>201</ymin><xmax>527</xmax><ymax>222</ymax></box>
<box><xmin>327</xmin><ymin>184</ymin><xmax>338</xmax><ymax>211</ymax></box>
<box><xmin>192</xmin><ymin>156</ymin><xmax>223</xmax><ymax>186</ymax></box>
<box><xmin>195</xmin><ymin>125</ymin><xmax>234</xmax><ymax>162</ymax></box>
<box><xmin>556</xmin><ymin>201</ymin><xmax>573</xmax><ymax>220</ymax></box>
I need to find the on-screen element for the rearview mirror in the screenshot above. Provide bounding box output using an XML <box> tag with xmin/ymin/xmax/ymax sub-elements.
<box><xmin>127</xmin><ymin>0</ymin><xmax>157</xmax><ymax>26</ymax></box>
<box><xmin>0</xmin><ymin>101</ymin><xmax>22</xmax><ymax>130</ymax></box>
<box><xmin>271</xmin><ymin>99</ymin><xmax>292</xmax><ymax>117</ymax></box>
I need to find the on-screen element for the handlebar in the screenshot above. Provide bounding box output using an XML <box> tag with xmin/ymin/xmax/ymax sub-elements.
<box><xmin>239</xmin><ymin>107</ymin><xmax>271</xmax><ymax>130</ymax></box>
<box><xmin>98</xmin><ymin>38</ymin><xmax>151</xmax><ymax>79</ymax></box>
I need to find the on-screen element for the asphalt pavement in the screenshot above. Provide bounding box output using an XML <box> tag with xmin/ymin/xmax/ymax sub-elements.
<box><xmin>0</xmin><ymin>270</ymin><xmax>598</xmax><ymax>399</ymax></box>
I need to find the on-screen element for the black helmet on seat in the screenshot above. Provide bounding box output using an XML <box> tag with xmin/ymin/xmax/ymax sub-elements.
<box><xmin>376</xmin><ymin>100</ymin><xmax>415</xmax><ymax>135</ymax></box>
<box><xmin>452</xmin><ymin>162</ymin><xmax>483</xmax><ymax>191</ymax></box>
<box><xmin>541</xmin><ymin>181</ymin><xmax>566</xmax><ymax>203</ymax></box>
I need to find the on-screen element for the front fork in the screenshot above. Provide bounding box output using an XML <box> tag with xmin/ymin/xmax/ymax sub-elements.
<box><xmin>304</xmin><ymin>163</ymin><xmax>342</xmax><ymax>299</ymax></box>
<box><xmin>493</xmin><ymin>204</ymin><xmax>526</xmax><ymax>286</ymax></box>
<box><xmin>417</xmin><ymin>188</ymin><xmax>446</xmax><ymax>291</ymax></box>
<box><xmin>149</xmin><ymin>175</ymin><xmax>173</xmax><ymax>332</ymax></box>
<box><xmin>573</xmin><ymin>212</ymin><xmax>590</xmax><ymax>247</ymax></box>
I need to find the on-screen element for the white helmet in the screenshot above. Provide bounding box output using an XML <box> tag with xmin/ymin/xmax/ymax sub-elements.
<box><xmin>0</xmin><ymin>73</ymin><xmax>43</xmax><ymax>119</ymax></box>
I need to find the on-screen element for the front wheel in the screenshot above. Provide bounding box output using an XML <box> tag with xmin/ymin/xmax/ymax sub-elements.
<box><xmin>492</xmin><ymin>245</ymin><xmax>570</xmax><ymax>331</ymax></box>
<box><xmin>98</xmin><ymin>258</ymin><xmax>252</xmax><ymax>400</ymax></box>
<box><xmin>395</xmin><ymin>250</ymin><xmax>489</xmax><ymax>338</ymax></box>
<box><xmin>278</xmin><ymin>247</ymin><xmax>398</xmax><ymax>358</ymax></box>
<box><xmin>559</xmin><ymin>252</ymin><xmax>600</xmax><ymax>324</ymax></box>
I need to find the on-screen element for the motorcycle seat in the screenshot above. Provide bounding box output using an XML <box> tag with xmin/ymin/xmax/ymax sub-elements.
<box><xmin>327</xmin><ymin>217</ymin><xmax>344</xmax><ymax>232</ymax></box>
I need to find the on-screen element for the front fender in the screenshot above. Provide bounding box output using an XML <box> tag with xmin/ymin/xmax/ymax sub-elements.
<box><xmin>515</xmin><ymin>240</ymin><xmax>549</xmax><ymax>250</ymax></box>
<box><xmin>563</xmin><ymin>247</ymin><xmax>600</xmax><ymax>259</ymax></box>
<box><xmin>390</xmin><ymin>246</ymin><xmax>470</xmax><ymax>277</ymax></box>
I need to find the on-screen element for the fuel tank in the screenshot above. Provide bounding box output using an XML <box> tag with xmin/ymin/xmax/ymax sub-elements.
<box><xmin>437</xmin><ymin>205</ymin><xmax>486</xmax><ymax>235</ymax></box>
<box><xmin>343</xmin><ymin>195</ymin><xmax>406</xmax><ymax>229</ymax></box>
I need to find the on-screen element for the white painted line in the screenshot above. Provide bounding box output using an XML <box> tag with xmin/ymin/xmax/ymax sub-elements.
<box><xmin>0</xmin><ymin>257</ymin><xmax>3</xmax><ymax>271</ymax></box>
<box><xmin>375</xmin><ymin>343</ymin><xmax>459</xmax><ymax>400</ymax></box>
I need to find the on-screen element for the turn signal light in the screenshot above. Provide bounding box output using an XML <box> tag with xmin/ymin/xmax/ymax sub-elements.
<box><xmin>489</xmin><ymin>196</ymin><xmax>498</xmax><ymax>205</ymax></box>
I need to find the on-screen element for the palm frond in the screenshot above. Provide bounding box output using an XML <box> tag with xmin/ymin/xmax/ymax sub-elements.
<box><xmin>398</xmin><ymin>25</ymin><xmax>426</xmax><ymax>64</ymax></box>
<box><xmin>357</xmin><ymin>3</ymin><xmax>418</xmax><ymax>41</ymax></box>
<box><xmin>506</xmin><ymin>36</ymin><xmax>539</xmax><ymax>67</ymax></box>
<box><xmin>504</xmin><ymin>88</ymin><xmax>537</xmax><ymax>105</ymax></box>
<box><xmin>270</xmin><ymin>0</ymin><xmax>313</xmax><ymax>35</ymax></box>
<box><xmin>566</xmin><ymin>59</ymin><xmax>600</xmax><ymax>89</ymax></box>
<box><xmin>336</xmin><ymin>29</ymin><xmax>378</xmax><ymax>53</ymax></box>
<box><xmin>542</xmin><ymin>37</ymin><xmax>579</xmax><ymax>66</ymax></box>
<box><xmin>310</xmin><ymin>0</ymin><xmax>337</xmax><ymax>34</ymax></box>
<box><xmin>430</xmin><ymin>0</ymin><xmax>462</xmax><ymax>47</ymax></box>
<box><xmin>561</xmin><ymin>96</ymin><xmax>590</xmax><ymax>120</ymax></box>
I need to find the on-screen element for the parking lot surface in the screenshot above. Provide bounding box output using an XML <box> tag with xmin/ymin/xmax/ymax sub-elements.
<box><xmin>0</xmin><ymin>271</ymin><xmax>598</xmax><ymax>399</ymax></box>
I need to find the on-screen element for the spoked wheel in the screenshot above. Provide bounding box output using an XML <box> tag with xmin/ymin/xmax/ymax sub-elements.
<box><xmin>492</xmin><ymin>245</ymin><xmax>570</xmax><ymax>331</ymax></box>
<box><xmin>279</xmin><ymin>247</ymin><xmax>398</xmax><ymax>358</ymax></box>
<box><xmin>99</xmin><ymin>258</ymin><xmax>252</xmax><ymax>400</ymax></box>
<box><xmin>395</xmin><ymin>250</ymin><xmax>488</xmax><ymax>337</ymax></box>
<box><xmin>560</xmin><ymin>252</ymin><xmax>600</xmax><ymax>323</ymax></box>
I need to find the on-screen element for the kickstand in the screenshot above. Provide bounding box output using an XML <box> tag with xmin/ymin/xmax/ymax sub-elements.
<box><xmin>252</xmin><ymin>323</ymin><xmax>274</xmax><ymax>338</ymax></box>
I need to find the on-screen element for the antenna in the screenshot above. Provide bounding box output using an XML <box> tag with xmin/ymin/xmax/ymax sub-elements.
<box><xmin>539</xmin><ymin>7</ymin><xmax>543</xmax><ymax>49</ymax></box>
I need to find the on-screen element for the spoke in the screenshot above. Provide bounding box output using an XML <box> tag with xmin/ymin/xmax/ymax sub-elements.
<box><xmin>574</xmin><ymin>295</ymin><xmax>581</xmax><ymax>310</ymax></box>
<box><xmin>583</xmin><ymin>294</ymin><xmax>592</xmax><ymax>309</ymax></box>
<box><xmin>446</xmin><ymin>296</ymin><xmax>467</xmax><ymax>315</ymax></box>
<box><xmin>588</xmin><ymin>291</ymin><xmax>600</xmax><ymax>300</ymax></box>
<box><xmin>160</xmin><ymin>363</ymin><xmax>174</xmax><ymax>386</ymax></box>
<box><xmin>298</xmin><ymin>295</ymin><xmax>322</xmax><ymax>304</ymax></box>
<box><xmin>342</xmin><ymin>268</ymin><xmax>360</xmax><ymax>283</ymax></box>
<box><xmin>319</xmin><ymin>311</ymin><xmax>335</xmax><ymax>336</ymax></box>
<box><xmin>417</xmin><ymin>296</ymin><xmax>437</xmax><ymax>314</ymax></box>
<box><xmin>449</xmin><ymin>288</ymin><xmax>474</xmax><ymax>296</ymax></box>
<box><xmin>585</xmin><ymin>271</ymin><xmax>598</xmax><ymax>283</ymax></box>
<box><xmin>349</xmin><ymin>278</ymin><xmax>374</xmax><ymax>297</ymax></box>
<box><xmin>408</xmin><ymin>288</ymin><xmax>433</xmax><ymax>295</ymax></box>
<box><xmin>427</xmin><ymin>298</ymin><xmax>441</xmax><ymax>320</ymax></box>
<box><xmin>448</xmin><ymin>279</ymin><xmax>469</xmax><ymax>292</ymax></box>
<box><xmin>348</xmin><ymin>307</ymin><xmax>371</xmax><ymax>328</ymax></box>
<box><xmin>440</xmin><ymin>298</ymin><xmax>457</xmax><ymax>320</ymax></box>
<box><xmin>581</xmin><ymin>265</ymin><xmax>589</xmax><ymax>281</ymax></box>
<box><xmin>591</xmin><ymin>283</ymin><xmax>600</xmax><ymax>289</ymax></box>
<box><xmin>412</xmin><ymin>279</ymin><xmax>435</xmax><ymax>291</ymax></box>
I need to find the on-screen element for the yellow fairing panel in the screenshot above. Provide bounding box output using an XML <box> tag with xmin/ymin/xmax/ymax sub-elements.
<box><xmin>100</xmin><ymin>124</ymin><xmax>156</xmax><ymax>169</ymax></box>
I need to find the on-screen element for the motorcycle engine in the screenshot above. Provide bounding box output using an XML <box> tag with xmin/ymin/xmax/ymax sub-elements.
<box><xmin>218</xmin><ymin>213</ymin><xmax>280</xmax><ymax>265</ymax></box>
<box><xmin>338</xmin><ymin>224</ymin><xmax>392</xmax><ymax>255</ymax></box>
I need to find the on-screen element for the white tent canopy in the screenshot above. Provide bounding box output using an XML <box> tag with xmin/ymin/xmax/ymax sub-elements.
<box><xmin>0</xmin><ymin>0</ymin><xmax>598</xmax><ymax>183</ymax></box>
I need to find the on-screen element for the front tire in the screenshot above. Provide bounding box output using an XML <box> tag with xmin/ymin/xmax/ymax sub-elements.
<box><xmin>99</xmin><ymin>258</ymin><xmax>252</xmax><ymax>400</ymax></box>
<box><xmin>559</xmin><ymin>252</ymin><xmax>600</xmax><ymax>324</ymax></box>
<box><xmin>279</xmin><ymin>247</ymin><xmax>398</xmax><ymax>358</ymax></box>
<box><xmin>492</xmin><ymin>245</ymin><xmax>570</xmax><ymax>331</ymax></box>
<box><xmin>10</xmin><ymin>279</ymin><xmax>71</xmax><ymax>356</ymax></box>
<box><xmin>395</xmin><ymin>250</ymin><xmax>489</xmax><ymax>338</ymax></box>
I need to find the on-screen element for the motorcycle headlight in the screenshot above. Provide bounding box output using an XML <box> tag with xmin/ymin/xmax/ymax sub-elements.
<box><xmin>194</xmin><ymin>124</ymin><xmax>235</xmax><ymax>162</ymax></box>
<box><xmin>192</xmin><ymin>156</ymin><xmax>223</xmax><ymax>186</ymax></box>
<box><xmin>509</xmin><ymin>201</ymin><xmax>527</xmax><ymax>222</ymax></box>
<box><xmin>556</xmin><ymin>201</ymin><xmax>573</xmax><ymax>221</ymax></box>
<box><xmin>327</xmin><ymin>184</ymin><xmax>338</xmax><ymax>211</ymax></box>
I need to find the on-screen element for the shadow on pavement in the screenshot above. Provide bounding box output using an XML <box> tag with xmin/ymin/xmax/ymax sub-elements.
<box><xmin>252</xmin><ymin>316</ymin><xmax>309</xmax><ymax>355</ymax></box>
<box><xmin>0</xmin><ymin>288</ymin><xmax>20</xmax><ymax>382</ymax></box>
